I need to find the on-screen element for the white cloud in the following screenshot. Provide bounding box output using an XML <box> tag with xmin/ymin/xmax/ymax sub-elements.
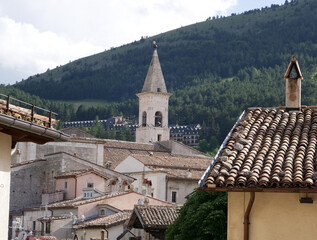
<box><xmin>0</xmin><ymin>0</ymin><xmax>238</xmax><ymax>84</ymax></box>
<box><xmin>0</xmin><ymin>16</ymin><xmax>103</xmax><ymax>84</ymax></box>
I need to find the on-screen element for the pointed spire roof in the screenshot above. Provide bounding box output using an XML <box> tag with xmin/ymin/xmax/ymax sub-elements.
<box><xmin>284</xmin><ymin>56</ymin><xmax>303</xmax><ymax>80</ymax></box>
<box><xmin>141</xmin><ymin>42</ymin><xmax>168</xmax><ymax>93</ymax></box>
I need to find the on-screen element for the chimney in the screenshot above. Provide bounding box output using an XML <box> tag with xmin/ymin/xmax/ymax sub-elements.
<box><xmin>284</xmin><ymin>56</ymin><xmax>303</xmax><ymax>111</ymax></box>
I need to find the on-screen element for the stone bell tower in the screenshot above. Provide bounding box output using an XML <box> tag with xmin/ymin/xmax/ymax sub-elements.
<box><xmin>136</xmin><ymin>42</ymin><xmax>172</xmax><ymax>143</ymax></box>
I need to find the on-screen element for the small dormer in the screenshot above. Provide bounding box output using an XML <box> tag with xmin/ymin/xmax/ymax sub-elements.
<box><xmin>82</xmin><ymin>182</ymin><xmax>104</xmax><ymax>198</ymax></box>
<box><xmin>98</xmin><ymin>204</ymin><xmax>120</xmax><ymax>216</ymax></box>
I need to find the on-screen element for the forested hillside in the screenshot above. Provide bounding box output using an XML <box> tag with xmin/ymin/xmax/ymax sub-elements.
<box><xmin>7</xmin><ymin>0</ymin><xmax>317</xmax><ymax>146</ymax></box>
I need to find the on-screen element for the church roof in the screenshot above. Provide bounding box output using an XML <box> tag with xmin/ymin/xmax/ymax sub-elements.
<box><xmin>141</xmin><ymin>43</ymin><xmax>168</xmax><ymax>94</ymax></box>
<box><xmin>131</xmin><ymin>154</ymin><xmax>211</xmax><ymax>180</ymax></box>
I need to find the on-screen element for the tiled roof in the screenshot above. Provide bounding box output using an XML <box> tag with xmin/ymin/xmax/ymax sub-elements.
<box><xmin>55</xmin><ymin>169</ymin><xmax>109</xmax><ymax>180</ymax></box>
<box><xmin>61</xmin><ymin>127</ymin><xmax>95</xmax><ymax>138</ymax></box>
<box><xmin>11</xmin><ymin>159</ymin><xmax>46</xmax><ymax>168</ymax></box>
<box><xmin>46</xmin><ymin>192</ymin><xmax>129</xmax><ymax>208</ymax></box>
<box><xmin>76</xmin><ymin>211</ymin><xmax>132</xmax><ymax>228</ymax></box>
<box><xmin>202</xmin><ymin>107</ymin><xmax>317</xmax><ymax>191</ymax></box>
<box><xmin>55</xmin><ymin>169</ymin><xmax>93</xmax><ymax>178</ymax></box>
<box><xmin>129</xmin><ymin>205</ymin><xmax>179</xmax><ymax>228</ymax></box>
<box><xmin>103</xmin><ymin>141</ymin><xmax>169</xmax><ymax>169</ymax></box>
<box><xmin>103</xmin><ymin>139</ymin><xmax>168</xmax><ymax>152</ymax></box>
<box><xmin>152</xmin><ymin>167</ymin><xmax>204</xmax><ymax>180</ymax></box>
<box><xmin>132</xmin><ymin>154</ymin><xmax>211</xmax><ymax>180</ymax></box>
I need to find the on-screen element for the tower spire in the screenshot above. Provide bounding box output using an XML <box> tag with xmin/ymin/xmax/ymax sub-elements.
<box><xmin>141</xmin><ymin>41</ymin><xmax>167</xmax><ymax>93</ymax></box>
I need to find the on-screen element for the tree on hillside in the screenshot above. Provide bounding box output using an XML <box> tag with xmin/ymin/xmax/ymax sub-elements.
<box><xmin>89</xmin><ymin>116</ymin><xmax>106</xmax><ymax>139</ymax></box>
<box><xmin>165</xmin><ymin>190</ymin><xmax>227</xmax><ymax>240</ymax></box>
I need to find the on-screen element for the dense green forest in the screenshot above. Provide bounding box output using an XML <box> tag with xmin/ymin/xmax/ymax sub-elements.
<box><xmin>4</xmin><ymin>0</ymin><xmax>317</xmax><ymax>147</ymax></box>
<box><xmin>165</xmin><ymin>190</ymin><xmax>227</xmax><ymax>240</ymax></box>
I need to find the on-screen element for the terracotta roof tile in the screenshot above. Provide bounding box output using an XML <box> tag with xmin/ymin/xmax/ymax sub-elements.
<box><xmin>11</xmin><ymin>159</ymin><xmax>46</xmax><ymax>168</ymax></box>
<box><xmin>46</xmin><ymin>192</ymin><xmax>129</xmax><ymax>208</ymax></box>
<box><xmin>103</xmin><ymin>140</ymin><xmax>168</xmax><ymax>152</ymax></box>
<box><xmin>103</xmin><ymin>142</ymin><xmax>169</xmax><ymax>169</ymax></box>
<box><xmin>54</xmin><ymin>169</ymin><xmax>109</xmax><ymax>180</ymax></box>
<box><xmin>132</xmin><ymin>154</ymin><xmax>211</xmax><ymax>180</ymax></box>
<box><xmin>131</xmin><ymin>205</ymin><xmax>179</xmax><ymax>228</ymax></box>
<box><xmin>132</xmin><ymin>154</ymin><xmax>211</xmax><ymax>170</ymax></box>
<box><xmin>76</xmin><ymin>211</ymin><xmax>132</xmax><ymax>228</ymax></box>
<box><xmin>203</xmin><ymin>107</ymin><xmax>317</xmax><ymax>190</ymax></box>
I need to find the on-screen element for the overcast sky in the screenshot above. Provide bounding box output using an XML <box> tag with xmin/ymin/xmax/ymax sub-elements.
<box><xmin>0</xmin><ymin>0</ymin><xmax>285</xmax><ymax>85</ymax></box>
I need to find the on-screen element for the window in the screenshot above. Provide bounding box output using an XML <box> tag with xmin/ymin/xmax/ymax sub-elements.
<box><xmin>33</xmin><ymin>221</ymin><xmax>36</xmax><ymax>231</ymax></box>
<box><xmin>64</xmin><ymin>182</ymin><xmax>68</xmax><ymax>189</ymax></box>
<box><xmin>87</xmin><ymin>182</ymin><xmax>94</xmax><ymax>188</ymax></box>
<box><xmin>142</xmin><ymin>112</ymin><xmax>147</xmax><ymax>127</ymax></box>
<box><xmin>155</xmin><ymin>112</ymin><xmax>162</xmax><ymax>127</ymax></box>
<box><xmin>172</xmin><ymin>191</ymin><xmax>177</xmax><ymax>203</ymax></box>
<box><xmin>157</xmin><ymin>88</ymin><xmax>161</xmax><ymax>92</ymax></box>
<box><xmin>157</xmin><ymin>134</ymin><xmax>162</xmax><ymax>142</ymax></box>
<box><xmin>84</xmin><ymin>192</ymin><xmax>93</xmax><ymax>198</ymax></box>
<box><xmin>100</xmin><ymin>209</ymin><xmax>105</xmax><ymax>216</ymax></box>
<box><xmin>45</xmin><ymin>222</ymin><xmax>51</xmax><ymax>234</ymax></box>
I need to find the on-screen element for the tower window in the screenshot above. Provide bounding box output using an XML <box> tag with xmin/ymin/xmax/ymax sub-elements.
<box><xmin>157</xmin><ymin>88</ymin><xmax>161</xmax><ymax>92</ymax></box>
<box><xmin>142</xmin><ymin>112</ymin><xmax>147</xmax><ymax>127</ymax></box>
<box><xmin>155</xmin><ymin>112</ymin><xmax>162</xmax><ymax>127</ymax></box>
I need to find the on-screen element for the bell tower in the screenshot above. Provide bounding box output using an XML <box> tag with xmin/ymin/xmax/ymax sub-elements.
<box><xmin>136</xmin><ymin>42</ymin><xmax>172</xmax><ymax>143</ymax></box>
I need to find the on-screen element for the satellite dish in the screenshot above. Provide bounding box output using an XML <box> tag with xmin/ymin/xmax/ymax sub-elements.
<box><xmin>18</xmin><ymin>231</ymin><xmax>27</xmax><ymax>240</ymax></box>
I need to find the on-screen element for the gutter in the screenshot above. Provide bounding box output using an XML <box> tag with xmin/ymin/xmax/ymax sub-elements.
<box><xmin>199</xmin><ymin>110</ymin><xmax>246</xmax><ymax>187</ymax></box>
<box><xmin>0</xmin><ymin>113</ymin><xmax>69</xmax><ymax>141</ymax></box>
<box><xmin>244</xmin><ymin>192</ymin><xmax>255</xmax><ymax>240</ymax></box>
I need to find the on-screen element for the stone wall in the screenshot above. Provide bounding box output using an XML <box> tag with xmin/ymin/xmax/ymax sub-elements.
<box><xmin>10</xmin><ymin>153</ymin><xmax>134</xmax><ymax>211</ymax></box>
<box><xmin>12</xmin><ymin>141</ymin><xmax>104</xmax><ymax>166</ymax></box>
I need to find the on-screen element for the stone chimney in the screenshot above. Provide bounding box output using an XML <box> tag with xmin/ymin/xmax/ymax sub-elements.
<box><xmin>284</xmin><ymin>56</ymin><xmax>303</xmax><ymax>110</ymax></box>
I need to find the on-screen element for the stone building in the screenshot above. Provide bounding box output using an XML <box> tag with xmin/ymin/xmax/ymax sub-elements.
<box><xmin>10</xmin><ymin>151</ymin><xmax>134</xmax><ymax>211</ymax></box>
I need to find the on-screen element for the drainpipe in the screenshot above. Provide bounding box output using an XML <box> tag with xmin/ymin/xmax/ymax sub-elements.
<box><xmin>165</xmin><ymin>178</ymin><xmax>169</xmax><ymax>201</ymax></box>
<box><xmin>244</xmin><ymin>192</ymin><xmax>255</xmax><ymax>240</ymax></box>
<box><xmin>75</xmin><ymin>177</ymin><xmax>77</xmax><ymax>198</ymax></box>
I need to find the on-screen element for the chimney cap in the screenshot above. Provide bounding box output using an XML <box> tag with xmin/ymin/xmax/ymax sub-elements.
<box><xmin>284</xmin><ymin>56</ymin><xmax>303</xmax><ymax>80</ymax></box>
